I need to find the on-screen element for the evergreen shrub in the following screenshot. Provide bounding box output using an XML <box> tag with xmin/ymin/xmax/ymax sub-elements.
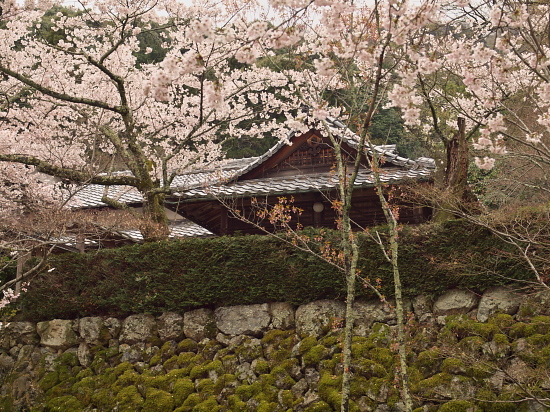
<box><xmin>19</xmin><ymin>220</ymin><xmax>532</xmax><ymax>320</ymax></box>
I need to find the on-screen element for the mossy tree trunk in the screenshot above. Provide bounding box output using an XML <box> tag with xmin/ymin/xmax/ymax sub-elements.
<box><xmin>329</xmin><ymin>138</ymin><xmax>360</xmax><ymax>412</ymax></box>
<box><xmin>369</xmin><ymin>150</ymin><xmax>413</xmax><ymax>411</ymax></box>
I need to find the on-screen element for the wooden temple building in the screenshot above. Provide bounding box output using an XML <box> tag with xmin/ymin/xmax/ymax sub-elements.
<box><xmin>68</xmin><ymin>119</ymin><xmax>435</xmax><ymax>242</ymax></box>
<box><xmin>166</xmin><ymin>121</ymin><xmax>435</xmax><ymax>236</ymax></box>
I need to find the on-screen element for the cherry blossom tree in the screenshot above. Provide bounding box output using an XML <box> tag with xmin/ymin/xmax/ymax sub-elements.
<box><xmin>390</xmin><ymin>0</ymin><xmax>550</xmax><ymax>204</ymax></box>
<box><xmin>0</xmin><ymin>0</ymin><xmax>301</xmax><ymax>240</ymax></box>
<box><xmin>241</xmin><ymin>0</ymin><xmax>550</xmax><ymax>409</ymax></box>
<box><xmin>244</xmin><ymin>1</ymin><xmax>449</xmax><ymax>410</ymax></box>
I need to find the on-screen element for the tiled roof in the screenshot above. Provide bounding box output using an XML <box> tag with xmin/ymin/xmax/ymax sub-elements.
<box><xmin>70</xmin><ymin>184</ymin><xmax>143</xmax><ymax>208</ymax></box>
<box><xmin>116</xmin><ymin>220</ymin><xmax>214</xmax><ymax>241</ymax></box>
<box><xmin>42</xmin><ymin>220</ymin><xmax>214</xmax><ymax>249</ymax></box>
<box><xmin>175</xmin><ymin>167</ymin><xmax>432</xmax><ymax>201</ymax></box>
<box><xmin>69</xmin><ymin>158</ymin><xmax>260</xmax><ymax>209</ymax></box>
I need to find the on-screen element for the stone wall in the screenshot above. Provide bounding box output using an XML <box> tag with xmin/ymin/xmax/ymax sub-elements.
<box><xmin>1</xmin><ymin>287</ymin><xmax>550</xmax><ymax>411</ymax></box>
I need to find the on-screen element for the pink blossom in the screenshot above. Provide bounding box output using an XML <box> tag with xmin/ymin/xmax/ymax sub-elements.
<box><xmin>475</xmin><ymin>157</ymin><xmax>496</xmax><ymax>170</ymax></box>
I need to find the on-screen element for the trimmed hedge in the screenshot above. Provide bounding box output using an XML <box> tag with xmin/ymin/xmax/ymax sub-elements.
<box><xmin>19</xmin><ymin>220</ymin><xmax>532</xmax><ymax>320</ymax></box>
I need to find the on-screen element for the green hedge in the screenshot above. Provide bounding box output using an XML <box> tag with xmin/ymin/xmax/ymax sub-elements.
<box><xmin>19</xmin><ymin>220</ymin><xmax>532</xmax><ymax>320</ymax></box>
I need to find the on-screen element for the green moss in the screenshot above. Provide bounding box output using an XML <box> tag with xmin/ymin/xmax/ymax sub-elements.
<box><xmin>351</xmin><ymin>341</ymin><xmax>371</xmax><ymax>358</ymax></box>
<box><xmin>142</xmin><ymin>387</ymin><xmax>174</xmax><ymax>412</ymax></box>
<box><xmin>441</xmin><ymin>358</ymin><xmax>466</xmax><ymax>375</ymax></box>
<box><xmin>235</xmin><ymin>338</ymin><xmax>263</xmax><ymax>362</ymax></box>
<box><xmin>369</xmin><ymin>347</ymin><xmax>393</xmax><ymax>370</ymax></box>
<box><xmin>173</xmin><ymin>378</ymin><xmax>195</xmax><ymax>404</ymax></box>
<box><xmin>196</xmin><ymin>378</ymin><xmax>215</xmax><ymax>396</ymax></box>
<box><xmin>213</xmin><ymin>373</ymin><xmax>237</xmax><ymax>394</ymax></box>
<box><xmin>278</xmin><ymin>358</ymin><xmax>299</xmax><ymax>373</ymax></box>
<box><xmin>164</xmin><ymin>355</ymin><xmax>180</xmax><ymax>371</ymax></box>
<box><xmin>204</xmin><ymin>359</ymin><xmax>223</xmax><ymax>374</ymax></box>
<box><xmin>44</xmin><ymin>395</ymin><xmax>83</xmax><ymax>411</ymax></box>
<box><xmin>220</xmin><ymin>354</ymin><xmax>238</xmax><ymax>373</ymax></box>
<box><xmin>70</xmin><ymin>376</ymin><xmax>95</xmax><ymax>404</ymax></box>
<box><xmin>45</xmin><ymin>378</ymin><xmax>77</xmax><ymax>401</ymax></box>
<box><xmin>90</xmin><ymin>354</ymin><xmax>108</xmax><ymax>375</ymax></box>
<box><xmin>115</xmin><ymin>385</ymin><xmax>144</xmax><ymax>412</ymax></box>
<box><xmin>200</xmin><ymin>340</ymin><xmax>223</xmax><ymax>360</ymax></box>
<box><xmin>184</xmin><ymin>354</ymin><xmax>206</xmax><ymax>377</ymax></box>
<box><xmin>258</xmin><ymin>372</ymin><xmax>277</xmax><ymax>387</ymax></box>
<box><xmin>364</xmin><ymin>377</ymin><xmax>390</xmax><ymax>403</ymax></box>
<box><xmin>493</xmin><ymin>333</ymin><xmax>509</xmax><ymax>345</ymax></box>
<box><xmin>165</xmin><ymin>368</ymin><xmax>188</xmax><ymax>382</ymax></box>
<box><xmin>252</xmin><ymin>359</ymin><xmax>270</xmax><ymax>375</ymax></box>
<box><xmin>488</xmin><ymin>313</ymin><xmax>515</xmax><ymax>330</ymax></box>
<box><xmin>278</xmin><ymin>390</ymin><xmax>295</xmax><ymax>408</ymax></box>
<box><xmin>354</xmin><ymin>358</ymin><xmax>388</xmax><ymax>379</ymax></box>
<box><xmin>304</xmin><ymin>401</ymin><xmax>332</xmax><ymax>412</ymax></box>
<box><xmin>96</xmin><ymin>367</ymin><xmax>120</xmax><ymax>388</ymax></box>
<box><xmin>0</xmin><ymin>396</ymin><xmax>14</xmax><ymax>412</ymax></box>
<box><xmin>262</xmin><ymin>329</ymin><xmax>293</xmax><ymax>345</ymax></box>
<box><xmin>439</xmin><ymin>400</ymin><xmax>480</xmax><ymax>412</ymax></box>
<box><xmin>177</xmin><ymin>339</ymin><xmax>198</xmax><ymax>353</ymax></box>
<box><xmin>90</xmin><ymin>387</ymin><xmax>115</xmax><ymax>410</ymax></box>
<box><xmin>252</xmin><ymin>400</ymin><xmax>275</xmax><ymax>412</ymax></box>
<box><xmin>319</xmin><ymin>335</ymin><xmax>339</xmax><ymax>348</ymax></box>
<box><xmin>349</xmin><ymin>375</ymin><xmax>368</xmax><ymax>397</ymax></box>
<box><xmin>57</xmin><ymin>365</ymin><xmax>74</xmax><ymax>382</ymax></box>
<box><xmin>75</xmin><ymin>368</ymin><xmax>93</xmax><ymax>380</ymax></box>
<box><xmin>39</xmin><ymin>372</ymin><xmax>59</xmax><ymax>392</ymax></box>
<box><xmin>509</xmin><ymin>322</ymin><xmax>528</xmax><ymax>338</ymax></box>
<box><xmin>458</xmin><ymin>336</ymin><xmax>486</xmax><ymax>354</ymax></box>
<box><xmin>142</xmin><ymin>372</ymin><xmax>172</xmax><ymax>391</ymax></box>
<box><xmin>191</xmin><ymin>397</ymin><xmax>221</xmax><ymax>412</ymax></box>
<box><xmin>55</xmin><ymin>352</ymin><xmax>79</xmax><ymax>368</ymax></box>
<box><xmin>417</xmin><ymin>372</ymin><xmax>452</xmax><ymax>396</ymax></box>
<box><xmin>445</xmin><ymin>315</ymin><xmax>499</xmax><ymax>340</ymax></box>
<box><xmin>269</xmin><ymin>366</ymin><xmax>296</xmax><ymax>390</ymax></box>
<box><xmin>526</xmin><ymin>333</ymin><xmax>550</xmax><ymax>346</ymax></box>
<box><xmin>318</xmin><ymin>373</ymin><xmax>342</xmax><ymax>410</ymax></box>
<box><xmin>253</xmin><ymin>379</ymin><xmax>278</xmax><ymax>403</ymax></box>
<box><xmin>227</xmin><ymin>394</ymin><xmax>247</xmax><ymax>411</ymax></box>
<box><xmin>475</xmin><ymin>389</ymin><xmax>517</xmax><ymax>412</ymax></box>
<box><xmin>526</xmin><ymin>316</ymin><xmax>550</xmax><ymax>335</ymax></box>
<box><xmin>303</xmin><ymin>344</ymin><xmax>329</xmax><ymax>367</ymax></box>
<box><xmin>235</xmin><ymin>382</ymin><xmax>261</xmax><ymax>401</ymax></box>
<box><xmin>437</xmin><ymin>328</ymin><xmax>459</xmax><ymax>346</ymax></box>
<box><xmin>267</xmin><ymin>348</ymin><xmax>291</xmax><ymax>364</ymax></box>
<box><xmin>113</xmin><ymin>361</ymin><xmax>133</xmax><ymax>375</ymax></box>
<box><xmin>298</xmin><ymin>336</ymin><xmax>318</xmax><ymax>354</ymax></box>
<box><xmin>189</xmin><ymin>364</ymin><xmax>208</xmax><ymax>380</ymax></box>
<box><xmin>178</xmin><ymin>352</ymin><xmax>198</xmax><ymax>367</ymax></box>
<box><xmin>113</xmin><ymin>369</ymin><xmax>141</xmax><ymax>390</ymax></box>
<box><xmin>177</xmin><ymin>392</ymin><xmax>201</xmax><ymax>411</ymax></box>
<box><xmin>406</xmin><ymin>366</ymin><xmax>424</xmax><ymax>391</ymax></box>
<box><xmin>318</xmin><ymin>357</ymin><xmax>338</xmax><ymax>374</ymax></box>
<box><xmin>149</xmin><ymin>352</ymin><xmax>162</xmax><ymax>367</ymax></box>
<box><xmin>367</xmin><ymin>323</ymin><xmax>391</xmax><ymax>347</ymax></box>
<box><xmin>465</xmin><ymin>362</ymin><xmax>493</xmax><ymax>379</ymax></box>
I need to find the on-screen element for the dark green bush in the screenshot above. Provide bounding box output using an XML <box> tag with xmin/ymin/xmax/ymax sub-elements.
<box><xmin>19</xmin><ymin>220</ymin><xmax>532</xmax><ymax>320</ymax></box>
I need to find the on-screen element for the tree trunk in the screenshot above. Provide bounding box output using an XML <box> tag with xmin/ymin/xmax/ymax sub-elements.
<box><xmin>435</xmin><ymin>117</ymin><xmax>474</xmax><ymax>222</ymax></box>
<box><xmin>388</xmin><ymin>220</ymin><xmax>413</xmax><ymax>412</ymax></box>
<box><xmin>340</xmin><ymin>217</ymin><xmax>359</xmax><ymax>412</ymax></box>
<box><xmin>445</xmin><ymin>117</ymin><xmax>469</xmax><ymax>197</ymax></box>
<box><xmin>140</xmin><ymin>192</ymin><xmax>170</xmax><ymax>241</ymax></box>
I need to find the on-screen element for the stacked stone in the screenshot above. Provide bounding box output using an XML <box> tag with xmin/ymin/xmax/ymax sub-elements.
<box><xmin>0</xmin><ymin>287</ymin><xmax>549</xmax><ymax>411</ymax></box>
